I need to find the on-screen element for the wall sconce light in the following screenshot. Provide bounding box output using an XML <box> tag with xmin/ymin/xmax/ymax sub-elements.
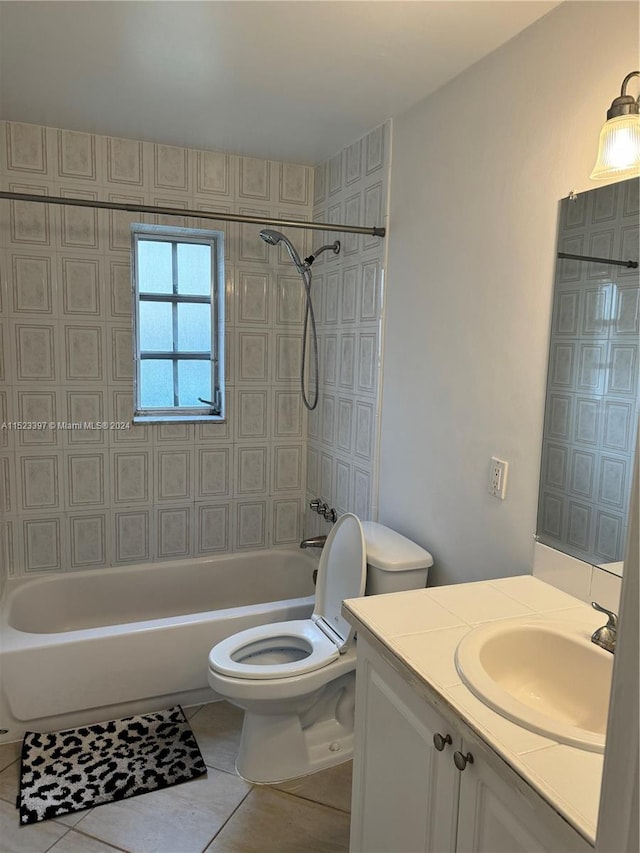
<box><xmin>590</xmin><ymin>70</ymin><xmax>640</xmax><ymax>180</ymax></box>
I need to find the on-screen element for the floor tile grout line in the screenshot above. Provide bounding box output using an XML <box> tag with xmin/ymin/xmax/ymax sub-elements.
<box><xmin>198</xmin><ymin>782</ymin><xmax>255</xmax><ymax>852</ymax></box>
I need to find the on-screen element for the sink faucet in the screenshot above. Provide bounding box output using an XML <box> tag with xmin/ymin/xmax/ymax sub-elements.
<box><xmin>591</xmin><ymin>602</ymin><xmax>618</xmax><ymax>654</ymax></box>
<box><xmin>300</xmin><ymin>535</ymin><xmax>327</xmax><ymax>549</ymax></box>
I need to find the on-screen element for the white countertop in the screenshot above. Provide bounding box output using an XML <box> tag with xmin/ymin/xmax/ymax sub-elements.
<box><xmin>343</xmin><ymin>575</ymin><xmax>606</xmax><ymax>845</ymax></box>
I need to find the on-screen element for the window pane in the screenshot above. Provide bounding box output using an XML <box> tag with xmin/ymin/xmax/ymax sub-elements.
<box><xmin>138</xmin><ymin>240</ymin><xmax>173</xmax><ymax>293</ymax></box>
<box><xmin>177</xmin><ymin>242</ymin><xmax>211</xmax><ymax>295</ymax></box>
<box><xmin>139</xmin><ymin>301</ymin><xmax>174</xmax><ymax>351</ymax></box>
<box><xmin>177</xmin><ymin>360</ymin><xmax>211</xmax><ymax>407</ymax></box>
<box><xmin>177</xmin><ymin>303</ymin><xmax>211</xmax><ymax>352</ymax></box>
<box><xmin>140</xmin><ymin>360</ymin><xmax>174</xmax><ymax>407</ymax></box>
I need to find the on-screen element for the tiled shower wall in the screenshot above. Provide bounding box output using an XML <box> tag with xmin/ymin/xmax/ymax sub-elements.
<box><xmin>304</xmin><ymin>122</ymin><xmax>391</xmax><ymax>537</ymax></box>
<box><xmin>0</xmin><ymin>120</ymin><xmax>318</xmax><ymax>580</ymax></box>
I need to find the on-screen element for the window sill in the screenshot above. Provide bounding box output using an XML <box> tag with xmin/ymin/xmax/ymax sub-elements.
<box><xmin>133</xmin><ymin>415</ymin><xmax>226</xmax><ymax>425</ymax></box>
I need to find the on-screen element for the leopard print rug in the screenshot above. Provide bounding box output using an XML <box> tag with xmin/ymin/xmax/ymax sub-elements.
<box><xmin>18</xmin><ymin>706</ymin><xmax>207</xmax><ymax>825</ymax></box>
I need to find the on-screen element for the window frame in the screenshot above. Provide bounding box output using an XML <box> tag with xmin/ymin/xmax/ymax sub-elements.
<box><xmin>131</xmin><ymin>223</ymin><xmax>225</xmax><ymax>423</ymax></box>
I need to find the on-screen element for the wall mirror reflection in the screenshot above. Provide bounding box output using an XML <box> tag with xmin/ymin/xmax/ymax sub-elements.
<box><xmin>537</xmin><ymin>178</ymin><xmax>639</xmax><ymax>575</ymax></box>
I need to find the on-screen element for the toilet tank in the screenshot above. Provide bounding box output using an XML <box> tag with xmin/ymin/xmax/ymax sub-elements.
<box><xmin>362</xmin><ymin>522</ymin><xmax>433</xmax><ymax>596</ymax></box>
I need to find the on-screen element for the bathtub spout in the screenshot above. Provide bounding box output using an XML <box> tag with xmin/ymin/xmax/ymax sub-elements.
<box><xmin>300</xmin><ymin>535</ymin><xmax>327</xmax><ymax>549</ymax></box>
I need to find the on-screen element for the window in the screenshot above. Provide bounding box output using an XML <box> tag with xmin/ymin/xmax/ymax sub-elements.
<box><xmin>132</xmin><ymin>224</ymin><xmax>224</xmax><ymax>422</ymax></box>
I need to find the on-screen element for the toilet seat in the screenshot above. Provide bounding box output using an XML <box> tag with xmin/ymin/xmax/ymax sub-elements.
<box><xmin>209</xmin><ymin>513</ymin><xmax>366</xmax><ymax>683</ymax></box>
<box><xmin>209</xmin><ymin>619</ymin><xmax>340</xmax><ymax>680</ymax></box>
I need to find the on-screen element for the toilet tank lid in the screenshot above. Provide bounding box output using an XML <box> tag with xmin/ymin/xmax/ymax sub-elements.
<box><xmin>362</xmin><ymin>522</ymin><xmax>433</xmax><ymax>571</ymax></box>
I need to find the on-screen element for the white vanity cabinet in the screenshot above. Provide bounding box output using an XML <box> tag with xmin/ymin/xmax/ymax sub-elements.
<box><xmin>350</xmin><ymin>637</ymin><xmax>592</xmax><ymax>853</ymax></box>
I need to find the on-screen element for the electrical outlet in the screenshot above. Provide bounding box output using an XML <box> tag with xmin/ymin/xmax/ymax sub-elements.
<box><xmin>488</xmin><ymin>457</ymin><xmax>509</xmax><ymax>500</ymax></box>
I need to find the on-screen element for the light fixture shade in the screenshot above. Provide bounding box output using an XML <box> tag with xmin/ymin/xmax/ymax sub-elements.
<box><xmin>590</xmin><ymin>113</ymin><xmax>640</xmax><ymax>180</ymax></box>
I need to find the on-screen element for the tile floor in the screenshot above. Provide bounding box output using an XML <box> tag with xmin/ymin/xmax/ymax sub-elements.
<box><xmin>0</xmin><ymin>703</ymin><xmax>352</xmax><ymax>853</ymax></box>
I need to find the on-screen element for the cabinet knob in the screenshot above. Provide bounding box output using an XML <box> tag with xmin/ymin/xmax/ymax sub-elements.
<box><xmin>453</xmin><ymin>750</ymin><xmax>474</xmax><ymax>771</ymax></box>
<box><xmin>433</xmin><ymin>732</ymin><xmax>452</xmax><ymax>751</ymax></box>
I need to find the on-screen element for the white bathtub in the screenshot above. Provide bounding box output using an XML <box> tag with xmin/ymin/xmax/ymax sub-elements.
<box><xmin>0</xmin><ymin>549</ymin><xmax>317</xmax><ymax>742</ymax></box>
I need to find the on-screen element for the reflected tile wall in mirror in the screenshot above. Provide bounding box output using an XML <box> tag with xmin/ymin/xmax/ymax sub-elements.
<box><xmin>537</xmin><ymin>178</ymin><xmax>639</xmax><ymax>568</ymax></box>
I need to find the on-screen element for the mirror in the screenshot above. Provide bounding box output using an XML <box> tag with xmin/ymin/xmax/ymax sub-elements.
<box><xmin>537</xmin><ymin>178</ymin><xmax>639</xmax><ymax>576</ymax></box>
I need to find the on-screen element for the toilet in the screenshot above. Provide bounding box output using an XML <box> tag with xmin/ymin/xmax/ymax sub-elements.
<box><xmin>207</xmin><ymin>513</ymin><xmax>433</xmax><ymax>783</ymax></box>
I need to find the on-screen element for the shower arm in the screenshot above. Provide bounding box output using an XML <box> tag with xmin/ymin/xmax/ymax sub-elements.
<box><xmin>304</xmin><ymin>241</ymin><xmax>341</xmax><ymax>267</ymax></box>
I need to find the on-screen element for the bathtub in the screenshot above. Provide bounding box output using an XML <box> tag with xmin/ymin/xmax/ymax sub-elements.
<box><xmin>0</xmin><ymin>549</ymin><xmax>317</xmax><ymax>742</ymax></box>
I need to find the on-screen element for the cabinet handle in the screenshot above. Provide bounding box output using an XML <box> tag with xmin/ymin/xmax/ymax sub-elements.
<box><xmin>433</xmin><ymin>732</ymin><xmax>452</xmax><ymax>751</ymax></box>
<box><xmin>453</xmin><ymin>750</ymin><xmax>474</xmax><ymax>771</ymax></box>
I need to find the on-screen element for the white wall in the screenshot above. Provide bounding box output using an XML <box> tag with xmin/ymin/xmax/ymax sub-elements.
<box><xmin>379</xmin><ymin>1</ymin><xmax>639</xmax><ymax>585</ymax></box>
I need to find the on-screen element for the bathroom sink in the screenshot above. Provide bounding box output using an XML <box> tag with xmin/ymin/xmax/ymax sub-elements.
<box><xmin>455</xmin><ymin>621</ymin><xmax>613</xmax><ymax>752</ymax></box>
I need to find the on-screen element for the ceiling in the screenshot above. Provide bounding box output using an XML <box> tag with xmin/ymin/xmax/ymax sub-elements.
<box><xmin>0</xmin><ymin>1</ymin><xmax>561</xmax><ymax>165</ymax></box>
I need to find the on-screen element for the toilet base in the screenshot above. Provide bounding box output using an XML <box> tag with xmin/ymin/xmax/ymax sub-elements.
<box><xmin>236</xmin><ymin>711</ymin><xmax>354</xmax><ymax>783</ymax></box>
<box><xmin>234</xmin><ymin>671</ymin><xmax>356</xmax><ymax>783</ymax></box>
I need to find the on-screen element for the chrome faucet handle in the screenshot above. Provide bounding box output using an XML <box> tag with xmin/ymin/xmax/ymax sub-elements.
<box><xmin>591</xmin><ymin>601</ymin><xmax>618</xmax><ymax>629</ymax></box>
<box><xmin>309</xmin><ymin>499</ymin><xmax>323</xmax><ymax>511</ymax></box>
<box><xmin>591</xmin><ymin>602</ymin><xmax>618</xmax><ymax>654</ymax></box>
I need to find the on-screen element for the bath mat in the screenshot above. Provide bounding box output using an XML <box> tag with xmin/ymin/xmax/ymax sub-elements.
<box><xmin>18</xmin><ymin>705</ymin><xmax>207</xmax><ymax>825</ymax></box>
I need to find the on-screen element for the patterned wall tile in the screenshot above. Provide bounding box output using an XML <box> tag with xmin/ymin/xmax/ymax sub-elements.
<box><xmin>195</xmin><ymin>149</ymin><xmax>234</xmax><ymax>198</ymax></box>
<box><xmin>237</xmin><ymin>270</ymin><xmax>270</xmax><ymax>323</ymax></box>
<box><xmin>105</xmin><ymin>193</ymin><xmax>146</xmax><ymax>252</ymax></box>
<box><xmin>63</xmin><ymin>324</ymin><xmax>104</xmax><ymax>381</ymax></box>
<box><xmin>239</xmin><ymin>158</ymin><xmax>271</xmax><ymax>201</ymax></box>
<box><xmin>275</xmin><ymin>273</ymin><xmax>304</xmax><ymax>325</ymax></box>
<box><xmin>274</xmin><ymin>391</ymin><xmax>302</xmax><ymax>438</ymax></box>
<box><xmin>18</xmin><ymin>452</ymin><xmax>62</xmax><ymax>512</ymax></box>
<box><xmin>365</xmin><ymin>125</ymin><xmax>385</xmax><ymax>175</ymax></box>
<box><xmin>11</xmin><ymin>253</ymin><xmax>54</xmax><ymax>315</ymax></box>
<box><xmin>272</xmin><ymin>445</ymin><xmax>302</xmax><ymax>493</ymax></box>
<box><xmin>9</xmin><ymin>184</ymin><xmax>51</xmax><ymax>246</ymax></box>
<box><xmin>235</xmin><ymin>500</ymin><xmax>267</xmax><ymax>549</ymax></box>
<box><xmin>108</xmin><ymin>326</ymin><xmax>133</xmax><ymax>383</ymax></box>
<box><xmin>113</xmin><ymin>509</ymin><xmax>151</xmax><ymax>563</ymax></box>
<box><xmin>235</xmin><ymin>445</ymin><xmax>268</xmax><ymax>496</ymax></box>
<box><xmin>272</xmin><ymin>498</ymin><xmax>301</xmax><ymax>545</ymax></box>
<box><xmin>5</xmin><ymin>123</ymin><xmax>50</xmax><ymax>175</ymax></box>
<box><xmin>155</xmin><ymin>449</ymin><xmax>193</xmax><ymax>503</ymax></box>
<box><xmin>274</xmin><ymin>334</ymin><xmax>302</xmax><ymax>382</ymax></box>
<box><xmin>22</xmin><ymin>516</ymin><xmax>63</xmax><ymax>572</ymax></box>
<box><xmin>60</xmin><ymin>255</ymin><xmax>102</xmax><ymax>316</ymax></box>
<box><xmin>111</xmin><ymin>449</ymin><xmax>151</xmax><ymax>505</ymax></box>
<box><xmin>156</xmin><ymin>505</ymin><xmax>191</xmax><ymax>558</ymax></box>
<box><xmin>236</xmin><ymin>389</ymin><xmax>269</xmax><ymax>440</ymax></box>
<box><xmin>279</xmin><ymin>163</ymin><xmax>310</xmax><ymax>206</ymax></box>
<box><xmin>104</xmin><ymin>136</ymin><xmax>146</xmax><ymax>189</ymax></box>
<box><xmin>69</xmin><ymin>512</ymin><xmax>108</xmax><ymax>568</ymax></box>
<box><xmin>56</xmin><ymin>130</ymin><xmax>98</xmax><ymax>183</ymax></box>
<box><xmin>15</xmin><ymin>389</ymin><xmax>59</xmax><ymax>447</ymax></box>
<box><xmin>14</xmin><ymin>323</ymin><xmax>56</xmax><ymax>382</ymax></box>
<box><xmin>66</xmin><ymin>451</ymin><xmax>108</xmax><ymax>508</ymax></box>
<box><xmin>328</xmin><ymin>153</ymin><xmax>342</xmax><ymax>197</ymax></box>
<box><xmin>153</xmin><ymin>144</ymin><xmax>190</xmax><ymax>193</ymax></box>
<box><xmin>58</xmin><ymin>188</ymin><xmax>100</xmax><ymax>250</ymax></box>
<box><xmin>237</xmin><ymin>331</ymin><xmax>269</xmax><ymax>382</ymax></box>
<box><xmin>196</xmin><ymin>447</ymin><xmax>230</xmax><ymax>499</ymax></box>
<box><xmin>65</xmin><ymin>389</ymin><xmax>107</xmax><ymax>445</ymax></box>
<box><xmin>196</xmin><ymin>502</ymin><xmax>230</xmax><ymax>553</ymax></box>
<box><xmin>306</xmin><ymin>446</ymin><xmax>319</xmax><ymax>496</ymax></box>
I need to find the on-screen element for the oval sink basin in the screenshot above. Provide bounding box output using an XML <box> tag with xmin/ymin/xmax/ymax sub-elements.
<box><xmin>455</xmin><ymin>621</ymin><xmax>613</xmax><ymax>752</ymax></box>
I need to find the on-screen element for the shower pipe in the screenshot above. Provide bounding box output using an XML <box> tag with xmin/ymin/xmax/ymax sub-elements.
<box><xmin>0</xmin><ymin>191</ymin><xmax>386</xmax><ymax>237</ymax></box>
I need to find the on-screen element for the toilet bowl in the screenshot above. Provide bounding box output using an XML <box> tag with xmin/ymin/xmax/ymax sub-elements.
<box><xmin>208</xmin><ymin>514</ymin><xmax>433</xmax><ymax>783</ymax></box>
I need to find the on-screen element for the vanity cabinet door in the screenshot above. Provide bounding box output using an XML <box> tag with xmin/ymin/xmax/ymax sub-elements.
<box><xmin>350</xmin><ymin>639</ymin><xmax>460</xmax><ymax>853</ymax></box>
<box><xmin>455</xmin><ymin>735</ymin><xmax>593</xmax><ymax>853</ymax></box>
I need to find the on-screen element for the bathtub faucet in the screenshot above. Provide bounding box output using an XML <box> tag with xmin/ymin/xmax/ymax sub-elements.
<box><xmin>300</xmin><ymin>535</ymin><xmax>327</xmax><ymax>549</ymax></box>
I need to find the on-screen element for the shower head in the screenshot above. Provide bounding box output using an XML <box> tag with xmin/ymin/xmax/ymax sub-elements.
<box><xmin>259</xmin><ymin>229</ymin><xmax>304</xmax><ymax>270</ymax></box>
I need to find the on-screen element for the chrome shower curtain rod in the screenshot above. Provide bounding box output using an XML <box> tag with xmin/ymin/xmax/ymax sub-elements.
<box><xmin>0</xmin><ymin>191</ymin><xmax>386</xmax><ymax>238</ymax></box>
<box><xmin>557</xmin><ymin>251</ymin><xmax>638</xmax><ymax>269</ymax></box>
